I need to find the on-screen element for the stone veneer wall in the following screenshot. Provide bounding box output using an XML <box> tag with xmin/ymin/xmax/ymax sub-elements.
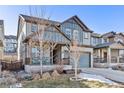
<box><xmin>25</xmin><ymin>65</ymin><xmax>72</xmax><ymax>73</ymax></box>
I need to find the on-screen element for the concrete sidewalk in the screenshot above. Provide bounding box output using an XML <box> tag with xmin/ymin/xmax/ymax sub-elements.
<box><xmin>81</xmin><ymin>68</ymin><xmax>124</xmax><ymax>83</ymax></box>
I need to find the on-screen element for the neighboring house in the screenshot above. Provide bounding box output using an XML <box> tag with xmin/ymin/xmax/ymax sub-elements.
<box><xmin>0</xmin><ymin>20</ymin><xmax>4</xmax><ymax>60</ymax></box>
<box><xmin>93</xmin><ymin>31</ymin><xmax>124</xmax><ymax>68</ymax></box>
<box><xmin>3</xmin><ymin>35</ymin><xmax>17</xmax><ymax>61</ymax></box>
<box><xmin>91</xmin><ymin>33</ymin><xmax>102</xmax><ymax>46</ymax></box>
<box><xmin>17</xmin><ymin>14</ymin><xmax>94</xmax><ymax>72</ymax></box>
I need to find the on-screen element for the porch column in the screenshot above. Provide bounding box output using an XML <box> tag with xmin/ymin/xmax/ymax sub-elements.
<box><xmin>98</xmin><ymin>49</ymin><xmax>100</xmax><ymax>58</ymax></box>
<box><xmin>107</xmin><ymin>47</ymin><xmax>111</xmax><ymax>66</ymax></box>
<box><xmin>101</xmin><ymin>49</ymin><xmax>104</xmax><ymax>58</ymax></box>
<box><xmin>117</xmin><ymin>56</ymin><xmax>120</xmax><ymax>63</ymax></box>
<box><xmin>117</xmin><ymin>49</ymin><xmax>120</xmax><ymax>63</ymax></box>
<box><xmin>91</xmin><ymin>51</ymin><xmax>93</xmax><ymax>68</ymax></box>
<box><xmin>26</xmin><ymin>40</ymin><xmax>32</xmax><ymax>65</ymax></box>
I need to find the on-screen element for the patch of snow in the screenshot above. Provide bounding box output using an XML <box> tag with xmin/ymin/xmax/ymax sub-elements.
<box><xmin>10</xmin><ymin>83</ymin><xmax>22</xmax><ymax>88</ymax></box>
<box><xmin>78</xmin><ymin>73</ymin><xmax>117</xmax><ymax>85</ymax></box>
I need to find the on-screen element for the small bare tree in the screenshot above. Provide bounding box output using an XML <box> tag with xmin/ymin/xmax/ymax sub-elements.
<box><xmin>28</xmin><ymin>6</ymin><xmax>48</xmax><ymax>75</ymax></box>
<box><xmin>70</xmin><ymin>40</ymin><xmax>81</xmax><ymax>80</ymax></box>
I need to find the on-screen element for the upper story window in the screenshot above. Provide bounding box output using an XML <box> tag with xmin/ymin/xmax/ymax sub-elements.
<box><xmin>31</xmin><ymin>24</ymin><xmax>38</xmax><ymax>32</ymax></box>
<box><xmin>84</xmin><ymin>32</ymin><xmax>89</xmax><ymax>39</ymax></box>
<box><xmin>93</xmin><ymin>38</ymin><xmax>97</xmax><ymax>44</ymax></box>
<box><xmin>104</xmin><ymin>38</ymin><xmax>108</xmax><ymax>43</ymax></box>
<box><xmin>73</xmin><ymin>30</ymin><xmax>79</xmax><ymax>41</ymax></box>
<box><xmin>65</xmin><ymin>28</ymin><xmax>71</xmax><ymax>38</ymax></box>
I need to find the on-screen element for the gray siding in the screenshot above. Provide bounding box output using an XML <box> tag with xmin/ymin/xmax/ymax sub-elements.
<box><xmin>61</xmin><ymin>19</ymin><xmax>91</xmax><ymax>46</ymax></box>
<box><xmin>91</xmin><ymin>37</ymin><xmax>102</xmax><ymax>46</ymax></box>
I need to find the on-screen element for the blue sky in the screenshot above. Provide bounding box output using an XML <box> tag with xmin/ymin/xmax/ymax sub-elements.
<box><xmin>0</xmin><ymin>5</ymin><xmax>124</xmax><ymax>35</ymax></box>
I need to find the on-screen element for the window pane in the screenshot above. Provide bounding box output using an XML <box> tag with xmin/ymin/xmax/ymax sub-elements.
<box><xmin>31</xmin><ymin>24</ymin><xmax>37</xmax><ymax>32</ymax></box>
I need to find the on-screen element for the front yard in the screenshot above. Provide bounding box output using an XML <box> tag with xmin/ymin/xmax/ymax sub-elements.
<box><xmin>0</xmin><ymin>70</ymin><xmax>124</xmax><ymax>88</ymax></box>
<box><xmin>22</xmin><ymin>74</ymin><xmax>121</xmax><ymax>88</ymax></box>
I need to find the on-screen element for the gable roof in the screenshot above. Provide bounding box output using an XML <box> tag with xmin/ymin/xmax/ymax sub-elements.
<box><xmin>91</xmin><ymin>33</ymin><xmax>102</xmax><ymax>38</ymax></box>
<box><xmin>18</xmin><ymin>14</ymin><xmax>93</xmax><ymax>44</ymax></box>
<box><xmin>94</xmin><ymin>42</ymin><xmax>114</xmax><ymax>48</ymax></box>
<box><xmin>23</xmin><ymin>24</ymin><xmax>71</xmax><ymax>43</ymax></box>
<box><xmin>17</xmin><ymin>14</ymin><xmax>61</xmax><ymax>39</ymax></box>
<box><xmin>94</xmin><ymin>41</ymin><xmax>124</xmax><ymax>49</ymax></box>
<box><xmin>102</xmin><ymin>31</ymin><xmax>116</xmax><ymax>38</ymax></box>
<box><xmin>117</xmin><ymin>32</ymin><xmax>124</xmax><ymax>37</ymax></box>
<box><xmin>61</xmin><ymin>15</ymin><xmax>93</xmax><ymax>33</ymax></box>
<box><xmin>20</xmin><ymin>14</ymin><xmax>60</xmax><ymax>25</ymax></box>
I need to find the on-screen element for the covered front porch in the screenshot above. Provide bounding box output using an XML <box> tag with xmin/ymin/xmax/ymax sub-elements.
<box><xmin>21</xmin><ymin>26</ymin><xmax>72</xmax><ymax>73</ymax></box>
<box><xmin>93</xmin><ymin>42</ymin><xmax>124</xmax><ymax>68</ymax></box>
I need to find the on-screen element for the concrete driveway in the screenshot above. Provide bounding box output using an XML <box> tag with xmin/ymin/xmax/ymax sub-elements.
<box><xmin>81</xmin><ymin>68</ymin><xmax>124</xmax><ymax>84</ymax></box>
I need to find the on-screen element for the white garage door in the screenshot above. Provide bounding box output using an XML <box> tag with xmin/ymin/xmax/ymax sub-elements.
<box><xmin>79</xmin><ymin>53</ymin><xmax>90</xmax><ymax>68</ymax></box>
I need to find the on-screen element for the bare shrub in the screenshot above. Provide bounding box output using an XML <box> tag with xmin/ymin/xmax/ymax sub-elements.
<box><xmin>51</xmin><ymin>70</ymin><xmax>60</xmax><ymax>78</ymax></box>
<box><xmin>42</xmin><ymin>72</ymin><xmax>51</xmax><ymax>80</ymax></box>
<box><xmin>32</xmin><ymin>73</ymin><xmax>41</xmax><ymax>80</ymax></box>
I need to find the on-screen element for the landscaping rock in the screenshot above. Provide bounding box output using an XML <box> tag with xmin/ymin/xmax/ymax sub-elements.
<box><xmin>56</xmin><ymin>66</ymin><xmax>64</xmax><ymax>74</ymax></box>
<box><xmin>51</xmin><ymin>70</ymin><xmax>60</xmax><ymax>78</ymax></box>
<box><xmin>6</xmin><ymin>77</ymin><xmax>17</xmax><ymax>85</ymax></box>
<box><xmin>32</xmin><ymin>74</ymin><xmax>41</xmax><ymax>80</ymax></box>
<box><xmin>42</xmin><ymin>72</ymin><xmax>51</xmax><ymax>80</ymax></box>
<box><xmin>17</xmin><ymin>71</ymin><xmax>32</xmax><ymax>80</ymax></box>
<box><xmin>2</xmin><ymin>70</ymin><xmax>15</xmax><ymax>78</ymax></box>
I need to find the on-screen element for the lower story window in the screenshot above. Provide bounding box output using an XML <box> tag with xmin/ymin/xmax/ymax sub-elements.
<box><xmin>31</xmin><ymin>47</ymin><xmax>51</xmax><ymax>65</ymax></box>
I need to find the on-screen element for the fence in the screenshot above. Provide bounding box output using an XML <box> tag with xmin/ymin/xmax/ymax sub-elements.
<box><xmin>0</xmin><ymin>60</ymin><xmax>24</xmax><ymax>71</ymax></box>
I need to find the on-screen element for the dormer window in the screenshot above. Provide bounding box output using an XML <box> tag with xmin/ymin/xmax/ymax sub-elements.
<box><xmin>31</xmin><ymin>24</ymin><xmax>38</xmax><ymax>32</ymax></box>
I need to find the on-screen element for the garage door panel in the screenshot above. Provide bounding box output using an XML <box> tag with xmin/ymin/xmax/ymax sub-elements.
<box><xmin>79</xmin><ymin>53</ymin><xmax>90</xmax><ymax>68</ymax></box>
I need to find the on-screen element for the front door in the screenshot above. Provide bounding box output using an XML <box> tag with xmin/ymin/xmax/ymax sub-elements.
<box><xmin>104</xmin><ymin>52</ymin><xmax>107</xmax><ymax>62</ymax></box>
<box><xmin>104</xmin><ymin>52</ymin><xmax>107</xmax><ymax>59</ymax></box>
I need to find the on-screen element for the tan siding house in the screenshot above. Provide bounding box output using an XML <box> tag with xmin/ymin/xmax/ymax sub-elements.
<box><xmin>93</xmin><ymin>31</ymin><xmax>124</xmax><ymax>68</ymax></box>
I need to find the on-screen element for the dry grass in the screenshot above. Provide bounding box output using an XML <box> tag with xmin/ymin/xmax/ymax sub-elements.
<box><xmin>22</xmin><ymin>74</ymin><xmax>122</xmax><ymax>88</ymax></box>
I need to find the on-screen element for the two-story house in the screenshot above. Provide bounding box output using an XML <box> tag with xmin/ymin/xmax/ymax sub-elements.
<box><xmin>0</xmin><ymin>20</ymin><xmax>4</xmax><ymax>60</ymax></box>
<box><xmin>17</xmin><ymin>14</ymin><xmax>94</xmax><ymax>73</ymax></box>
<box><xmin>93</xmin><ymin>31</ymin><xmax>124</xmax><ymax>68</ymax></box>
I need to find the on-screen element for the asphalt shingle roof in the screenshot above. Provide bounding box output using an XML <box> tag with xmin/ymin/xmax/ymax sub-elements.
<box><xmin>94</xmin><ymin>42</ymin><xmax>114</xmax><ymax>49</ymax></box>
<box><xmin>20</xmin><ymin>14</ymin><xmax>60</xmax><ymax>25</ymax></box>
